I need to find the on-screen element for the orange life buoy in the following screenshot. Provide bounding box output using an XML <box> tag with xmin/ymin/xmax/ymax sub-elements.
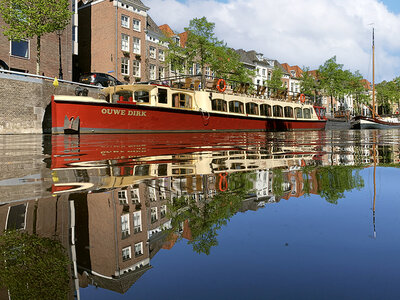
<box><xmin>218</xmin><ymin>172</ymin><xmax>228</xmax><ymax>192</ymax></box>
<box><xmin>299</xmin><ymin>94</ymin><xmax>305</xmax><ymax>103</ymax></box>
<box><xmin>216</xmin><ymin>78</ymin><xmax>227</xmax><ymax>93</ymax></box>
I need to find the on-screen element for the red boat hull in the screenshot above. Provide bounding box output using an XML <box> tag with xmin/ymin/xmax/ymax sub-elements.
<box><xmin>52</xmin><ymin>99</ymin><xmax>326</xmax><ymax>134</ymax></box>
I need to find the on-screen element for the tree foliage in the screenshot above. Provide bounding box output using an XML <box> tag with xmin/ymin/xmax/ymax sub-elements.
<box><xmin>0</xmin><ymin>230</ymin><xmax>70</xmax><ymax>299</ymax></box>
<box><xmin>165</xmin><ymin>17</ymin><xmax>253</xmax><ymax>83</ymax></box>
<box><xmin>267</xmin><ymin>66</ymin><xmax>284</xmax><ymax>96</ymax></box>
<box><xmin>0</xmin><ymin>0</ymin><xmax>72</xmax><ymax>74</ymax></box>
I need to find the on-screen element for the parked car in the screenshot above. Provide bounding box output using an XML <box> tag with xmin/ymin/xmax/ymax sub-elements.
<box><xmin>0</xmin><ymin>59</ymin><xmax>9</xmax><ymax>70</ymax></box>
<box><xmin>78</xmin><ymin>72</ymin><xmax>122</xmax><ymax>87</ymax></box>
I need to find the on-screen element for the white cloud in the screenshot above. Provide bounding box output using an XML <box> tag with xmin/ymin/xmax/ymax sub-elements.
<box><xmin>146</xmin><ymin>0</ymin><xmax>400</xmax><ymax>82</ymax></box>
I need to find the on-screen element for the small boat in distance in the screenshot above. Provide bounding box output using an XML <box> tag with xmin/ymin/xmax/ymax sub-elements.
<box><xmin>52</xmin><ymin>76</ymin><xmax>327</xmax><ymax>134</ymax></box>
<box><xmin>351</xmin><ymin>28</ymin><xmax>400</xmax><ymax>129</ymax></box>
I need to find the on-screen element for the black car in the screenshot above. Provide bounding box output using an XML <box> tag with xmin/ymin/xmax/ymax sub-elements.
<box><xmin>79</xmin><ymin>72</ymin><xmax>122</xmax><ymax>87</ymax></box>
<box><xmin>0</xmin><ymin>59</ymin><xmax>9</xmax><ymax>70</ymax></box>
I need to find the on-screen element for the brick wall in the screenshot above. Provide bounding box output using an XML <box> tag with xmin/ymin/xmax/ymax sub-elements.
<box><xmin>0</xmin><ymin>74</ymin><xmax>100</xmax><ymax>134</ymax></box>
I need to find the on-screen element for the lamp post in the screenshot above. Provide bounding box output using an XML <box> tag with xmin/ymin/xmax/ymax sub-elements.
<box><xmin>56</xmin><ymin>29</ymin><xmax>64</xmax><ymax>80</ymax></box>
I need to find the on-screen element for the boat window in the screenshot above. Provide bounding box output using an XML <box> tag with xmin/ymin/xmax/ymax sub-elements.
<box><xmin>295</xmin><ymin>107</ymin><xmax>303</xmax><ymax>118</ymax></box>
<box><xmin>158</xmin><ymin>88</ymin><xmax>168</xmax><ymax>104</ymax></box>
<box><xmin>172</xmin><ymin>92</ymin><xmax>192</xmax><ymax>108</ymax></box>
<box><xmin>273</xmin><ymin>105</ymin><xmax>283</xmax><ymax>117</ymax></box>
<box><xmin>212</xmin><ymin>99</ymin><xmax>227</xmax><ymax>112</ymax></box>
<box><xmin>303</xmin><ymin>108</ymin><xmax>311</xmax><ymax>119</ymax></box>
<box><xmin>260</xmin><ymin>104</ymin><xmax>272</xmax><ymax>116</ymax></box>
<box><xmin>229</xmin><ymin>101</ymin><xmax>244</xmax><ymax>114</ymax></box>
<box><xmin>246</xmin><ymin>102</ymin><xmax>259</xmax><ymax>115</ymax></box>
<box><xmin>116</xmin><ymin>90</ymin><xmax>133</xmax><ymax>102</ymax></box>
<box><xmin>284</xmin><ymin>106</ymin><xmax>293</xmax><ymax>118</ymax></box>
<box><xmin>134</xmin><ymin>90</ymin><xmax>150</xmax><ymax>103</ymax></box>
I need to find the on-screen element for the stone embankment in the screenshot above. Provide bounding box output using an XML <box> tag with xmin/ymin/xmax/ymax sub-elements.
<box><xmin>0</xmin><ymin>71</ymin><xmax>100</xmax><ymax>134</ymax></box>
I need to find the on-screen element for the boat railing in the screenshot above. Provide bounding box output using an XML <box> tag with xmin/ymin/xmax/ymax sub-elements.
<box><xmin>145</xmin><ymin>74</ymin><xmax>314</xmax><ymax>105</ymax></box>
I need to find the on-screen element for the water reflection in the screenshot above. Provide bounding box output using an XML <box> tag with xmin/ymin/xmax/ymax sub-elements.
<box><xmin>0</xmin><ymin>130</ymin><xmax>400</xmax><ymax>298</ymax></box>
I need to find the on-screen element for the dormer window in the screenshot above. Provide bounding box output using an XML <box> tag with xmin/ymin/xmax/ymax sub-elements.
<box><xmin>290</xmin><ymin>70</ymin><xmax>296</xmax><ymax>76</ymax></box>
<box><xmin>174</xmin><ymin>36</ymin><xmax>180</xmax><ymax>45</ymax></box>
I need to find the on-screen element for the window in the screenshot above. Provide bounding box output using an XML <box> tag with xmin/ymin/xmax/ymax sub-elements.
<box><xmin>284</xmin><ymin>106</ymin><xmax>293</xmax><ymax>118</ymax></box>
<box><xmin>160</xmin><ymin>205</ymin><xmax>167</xmax><ymax>218</ymax></box>
<box><xmin>133</xmin><ymin>38</ymin><xmax>140</xmax><ymax>54</ymax></box>
<box><xmin>229</xmin><ymin>101</ymin><xmax>244</xmax><ymax>114</ymax></box>
<box><xmin>131</xmin><ymin>188</ymin><xmax>140</xmax><ymax>204</ymax></box>
<box><xmin>121</xmin><ymin>57</ymin><xmax>129</xmax><ymax>75</ymax></box>
<box><xmin>246</xmin><ymin>102</ymin><xmax>259</xmax><ymax>115</ymax></box>
<box><xmin>158</xmin><ymin>88</ymin><xmax>168</xmax><ymax>104</ymax></box>
<box><xmin>303</xmin><ymin>108</ymin><xmax>311</xmax><ymax>119</ymax></box>
<box><xmin>151</xmin><ymin>207</ymin><xmax>158</xmax><ymax>223</ymax></box>
<box><xmin>11</xmin><ymin>40</ymin><xmax>29</xmax><ymax>58</ymax></box>
<box><xmin>134</xmin><ymin>164</ymin><xmax>149</xmax><ymax>175</ymax></box>
<box><xmin>149</xmin><ymin>186</ymin><xmax>156</xmax><ymax>201</ymax></box>
<box><xmin>121</xmin><ymin>33</ymin><xmax>129</xmax><ymax>52</ymax></box>
<box><xmin>158</xmin><ymin>66</ymin><xmax>165</xmax><ymax>80</ymax></box>
<box><xmin>212</xmin><ymin>99</ymin><xmax>227</xmax><ymax>112</ymax></box>
<box><xmin>133</xmin><ymin>19</ymin><xmax>141</xmax><ymax>31</ymax></box>
<box><xmin>132</xmin><ymin>60</ymin><xmax>140</xmax><ymax>77</ymax></box>
<box><xmin>121</xmin><ymin>214</ymin><xmax>130</xmax><ymax>238</ymax></box>
<box><xmin>121</xmin><ymin>15</ymin><xmax>129</xmax><ymax>28</ymax></box>
<box><xmin>260</xmin><ymin>104</ymin><xmax>271</xmax><ymax>116</ymax></box>
<box><xmin>273</xmin><ymin>105</ymin><xmax>283</xmax><ymax>117</ymax></box>
<box><xmin>149</xmin><ymin>46</ymin><xmax>156</xmax><ymax>59</ymax></box>
<box><xmin>195</xmin><ymin>63</ymin><xmax>201</xmax><ymax>75</ymax></box>
<box><xmin>159</xmin><ymin>49</ymin><xmax>165</xmax><ymax>61</ymax></box>
<box><xmin>133</xmin><ymin>211</ymin><xmax>142</xmax><ymax>233</ymax></box>
<box><xmin>135</xmin><ymin>242</ymin><xmax>143</xmax><ymax>256</ymax></box>
<box><xmin>172</xmin><ymin>93</ymin><xmax>192</xmax><ymax>108</ymax></box>
<box><xmin>262</xmin><ymin>69</ymin><xmax>266</xmax><ymax>76</ymax></box>
<box><xmin>118</xmin><ymin>190</ymin><xmax>128</xmax><ymax>204</ymax></box>
<box><xmin>6</xmin><ymin>204</ymin><xmax>27</xmax><ymax>230</ymax></box>
<box><xmin>295</xmin><ymin>107</ymin><xmax>303</xmax><ymax>118</ymax></box>
<box><xmin>122</xmin><ymin>246</ymin><xmax>131</xmax><ymax>261</ymax></box>
<box><xmin>149</xmin><ymin>64</ymin><xmax>156</xmax><ymax>80</ymax></box>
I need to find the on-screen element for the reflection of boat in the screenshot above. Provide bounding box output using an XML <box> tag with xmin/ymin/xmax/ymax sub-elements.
<box><xmin>52</xmin><ymin>77</ymin><xmax>327</xmax><ymax>134</ymax></box>
<box><xmin>351</xmin><ymin>28</ymin><xmax>400</xmax><ymax>129</ymax></box>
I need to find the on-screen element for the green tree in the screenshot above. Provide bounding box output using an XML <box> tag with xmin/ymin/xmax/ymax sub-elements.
<box><xmin>318</xmin><ymin>56</ymin><xmax>351</xmax><ymax>114</ymax></box>
<box><xmin>0</xmin><ymin>230</ymin><xmax>70</xmax><ymax>299</ymax></box>
<box><xmin>0</xmin><ymin>0</ymin><xmax>72</xmax><ymax>75</ymax></box>
<box><xmin>348</xmin><ymin>71</ymin><xmax>370</xmax><ymax>115</ymax></box>
<box><xmin>267</xmin><ymin>66</ymin><xmax>285</xmax><ymax>97</ymax></box>
<box><xmin>300</xmin><ymin>66</ymin><xmax>320</xmax><ymax>102</ymax></box>
<box><xmin>375</xmin><ymin>80</ymin><xmax>400</xmax><ymax>114</ymax></box>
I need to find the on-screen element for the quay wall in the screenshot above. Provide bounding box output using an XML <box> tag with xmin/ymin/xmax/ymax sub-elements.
<box><xmin>0</xmin><ymin>72</ymin><xmax>100</xmax><ymax>134</ymax></box>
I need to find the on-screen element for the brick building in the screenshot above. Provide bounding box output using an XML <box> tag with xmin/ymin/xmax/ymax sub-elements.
<box><xmin>0</xmin><ymin>0</ymin><xmax>77</xmax><ymax>81</ymax></box>
<box><xmin>78</xmin><ymin>0</ymin><xmax>155</xmax><ymax>83</ymax></box>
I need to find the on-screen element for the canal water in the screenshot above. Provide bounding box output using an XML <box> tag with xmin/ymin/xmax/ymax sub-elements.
<box><xmin>0</xmin><ymin>130</ymin><xmax>400</xmax><ymax>299</ymax></box>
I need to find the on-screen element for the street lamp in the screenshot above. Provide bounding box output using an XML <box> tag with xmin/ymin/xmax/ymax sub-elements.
<box><xmin>56</xmin><ymin>29</ymin><xmax>64</xmax><ymax>80</ymax></box>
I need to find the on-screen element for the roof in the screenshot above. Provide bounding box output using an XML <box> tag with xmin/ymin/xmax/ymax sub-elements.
<box><xmin>159</xmin><ymin>24</ymin><xmax>175</xmax><ymax>37</ymax></box>
<box><xmin>361</xmin><ymin>79</ymin><xmax>372</xmax><ymax>90</ymax></box>
<box><xmin>146</xmin><ymin>15</ymin><xmax>164</xmax><ymax>36</ymax></box>
<box><xmin>178</xmin><ymin>31</ymin><xmax>188</xmax><ymax>48</ymax></box>
<box><xmin>281</xmin><ymin>63</ymin><xmax>303</xmax><ymax>78</ymax></box>
<box><xmin>235</xmin><ymin>49</ymin><xmax>284</xmax><ymax>71</ymax></box>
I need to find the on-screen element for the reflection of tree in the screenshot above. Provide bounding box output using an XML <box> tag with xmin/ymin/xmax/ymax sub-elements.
<box><xmin>315</xmin><ymin>166</ymin><xmax>364</xmax><ymax>204</ymax></box>
<box><xmin>168</xmin><ymin>172</ymin><xmax>253</xmax><ymax>255</ymax></box>
<box><xmin>0</xmin><ymin>230</ymin><xmax>70</xmax><ymax>299</ymax></box>
<box><xmin>272</xmin><ymin>168</ymin><xmax>284</xmax><ymax>197</ymax></box>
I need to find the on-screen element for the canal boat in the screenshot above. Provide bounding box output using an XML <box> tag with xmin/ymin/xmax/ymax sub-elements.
<box><xmin>52</xmin><ymin>77</ymin><xmax>327</xmax><ymax>134</ymax></box>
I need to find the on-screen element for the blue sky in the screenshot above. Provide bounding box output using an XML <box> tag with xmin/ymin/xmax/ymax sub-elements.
<box><xmin>147</xmin><ymin>0</ymin><xmax>400</xmax><ymax>82</ymax></box>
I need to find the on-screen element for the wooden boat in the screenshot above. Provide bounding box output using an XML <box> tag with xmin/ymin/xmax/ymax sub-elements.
<box><xmin>351</xmin><ymin>28</ymin><xmax>400</xmax><ymax>129</ymax></box>
<box><xmin>52</xmin><ymin>77</ymin><xmax>327</xmax><ymax>134</ymax></box>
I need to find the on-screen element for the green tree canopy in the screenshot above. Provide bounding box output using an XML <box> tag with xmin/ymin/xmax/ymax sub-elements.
<box><xmin>300</xmin><ymin>66</ymin><xmax>320</xmax><ymax>101</ymax></box>
<box><xmin>0</xmin><ymin>230</ymin><xmax>70</xmax><ymax>299</ymax></box>
<box><xmin>0</xmin><ymin>0</ymin><xmax>72</xmax><ymax>74</ymax></box>
<box><xmin>267</xmin><ymin>66</ymin><xmax>284</xmax><ymax>96</ymax></box>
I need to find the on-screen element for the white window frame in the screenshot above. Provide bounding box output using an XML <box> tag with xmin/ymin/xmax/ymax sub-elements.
<box><xmin>159</xmin><ymin>49</ymin><xmax>165</xmax><ymax>61</ymax></box>
<box><xmin>158</xmin><ymin>66</ymin><xmax>165</xmax><ymax>80</ymax></box>
<box><xmin>160</xmin><ymin>205</ymin><xmax>167</xmax><ymax>218</ymax></box>
<box><xmin>134</xmin><ymin>242</ymin><xmax>143</xmax><ymax>256</ymax></box>
<box><xmin>133</xmin><ymin>19</ymin><xmax>141</xmax><ymax>31</ymax></box>
<box><xmin>121</xmin><ymin>15</ymin><xmax>130</xmax><ymax>28</ymax></box>
<box><xmin>118</xmin><ymin>190</ymin><xmax>128</xmax><ymax>204</ymax></box>
<box><xmin>121</xmin><ymin>57</ymin><xmax>129</xmax><ymax>75</ymax></box>
<box><xmin>133</xmin><ymin>37</ymin><xmax>141</xmax><ymax>54</ymax></box>
<box><xmin>149</xmin><ymin>46</ymin><xmax>156</xmax><ymax>59</ymax></box>
<box><xmin>122</xmin><ymin>246</ymin><xmax>131</xmax><ymax>261</ymax></box>
<box><xmin>133</xmin><ymin>211</ymin><xmax>142</xmax><ymax>233</ymax></box>
<box><xmin>132</xmin><ymin>60</ymin><xmax>140</xmax><ymax>77</ymax></box>
<box><xmin>121</xmin><ymin>213</ymin><xmax>130</xmax><ymax>237</ymax></box>
<box><xmin>151</xmin><ymin>207</ymin><xmax>158</xmax><ymax>223</ymax></box>
<box><xmin>131</xmin><ymin>188</ymin><xmax>140</xmax><ymax>204</ymax></box>
<box><xmin>10</xmin><ymin>40</ymin><xmax>29</xmax><ymax>59</ymax></box>
<box><xmin>149</xmin><ymin>64</ymin><xmax>156</xmax><ymax>80</ymax></box>
<box><xmin>121</xmin><ymin>33</ymin><xmax>129</xmax><ymax>52</ymax></box>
